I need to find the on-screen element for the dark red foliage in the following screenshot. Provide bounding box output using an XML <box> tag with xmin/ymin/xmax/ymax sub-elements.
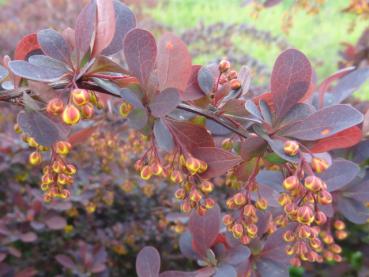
<box><xmin>1</xmin><ymin>1</ymin><xmax>369</xmax><ymax>276</ymax></box>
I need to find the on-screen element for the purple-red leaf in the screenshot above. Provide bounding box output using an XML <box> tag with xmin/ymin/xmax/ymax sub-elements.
<box><xmin>154</xmin><ymin>119</ymin><xmax>174</xmax><ymax>152</ymax></box>
<box><xmin>149</xmin><ymin>88</ymin><xmax>180</xmax><ymax>117</ymax></box>
<box><xmin>20</xmin><ymin>232</ymin><xmax>37</xmax><ymax>243</ymax></box>
<box><xmin>0</xmin><ymin>65</ymin><xmax>8</xmax><ymax>81</ymax></box>
<box><xmin>157</xmin><ymin>33</ymin><xmax>192</xmax><ymax>92</ymax></box>
<box><xmin>14</xmin><ymin>33</ymin><xmax>41</xmax><ymax>60</ymax></box>
<box><xmin>318</xmin><ymin>66</ymin><xmax>354</xmax><ymax>106</ymax></box>
<box><xmin>214</xmin><ymin>265</ymin><xmax>237</xmax><ymax>277</ymax></box>
<box><xmin>17</xmin><ymin>111</ymin><xmax>67</xmax><ymax>147</ymax></box>
<box><xmin>335</xmin><ymin>197</ymin><xmax>369</xmax><ymax>224</ymax></box>
<box><xmin>240</xmin><ymin>136</ymin><xmax>266</xmax><ymax>160</ymax></box>
<box><xmin>278</xmin><ymin>103</ymin><xmax>315</xmax><ymax>128</ymax></box>
<box><xmin>222</xmin><ymin>245</ymin><xmax>251</xmax><ymax>266</ymax></box>
<box><xmin>166</xmin><ymin>119</ymin><xmax>214</xmax><ymax>153</ymax></box>
<box><xmin>281</xmin><ymin>104</ymin><xmax>363</xmax><ymax>141</ymax></box>
<box><xmin>239</xmin><ymin>65</ymin><xmax>251</xmax><ymax>96</ymax></box>
<box><xmin>271</xmin><ymin>49</ymin><xmax>312</xmax><ymax>118</ymax></box>
<box><xmin>326</xmin><ymin>67</ymin><xmax>369</xmax><ymax>105</ymax></box>
<box><xmin>319</xmin><ymin>159</ymin><xmax>359</xmax><ymax>192</ymax></box>
<box><xmin>9</xmin><ymin>60</ymin><xmax>66</xmax><ymax>82</ymax></box>
<box><xmin>179</xmin><ymin>232</ymin><xmax>198</xmax><ymax>260</ymax></box>
<box><xmin>128</xmin><ymin>108</ymin><xmax>148</xmax><ymax>130</ymax></box>
<box><xmin>91</xmin><ymin>0</ymin><xmax>116</xmax><ymax>58</ymax></box>
<box><xmin>136</xmin><ymin>246</ymin><xmax>161</xmax><ymax>277</ymax></box>
<box><xmin>198</xmin><ymin>66</ymin><xmax>215</xmax><ymax>95</ymax></box>
<box><xmin>75</xmin><ymin>1</ymin><xmax>96</xmax><ymax>61</ymax></box>
<box><xmin>188</xmin><ymin>204</ymin><xmax>221</xmax><ymax>257</ymax></box>
<box><xmin>124</xmin><ymin>28</ymin><xmax>157</xmax><ymax>85</ymax></box>
<box><xmin>160</xmin><ymin>271</ymin><xmax>198</xmax><ymax>277</ymax></box>
<box><xmin>45</xmin><ymin>216</ymin><xmax>67</xmax><ymax>230</ymax></box>
<box><xmin>55</xmin><ymin>255</ymin><xmax>76</xmax><ymax>270</ymax></box>
<box><xmin>37</xmin><ymin>29</ymin><xmax>71</xmax><ymax>65</ymax></box>
<box><xmin>310</xmin><ymin>126</ymin><xmax>362</xmax><ymax>153</ymax></box>
<box><xmin>102</xmin><ymin>0</ymin><xmax>136</xmax><ymax>56</ymax></box>
<box><xmin>194</xmin><ymin>147</ymin><xmax>241</xmax><ymax>178</ymax></box>
<box><xmin>68</xmin><ymin>126</ymin><xmax>97</xmax><ymax>146</ymax></box>
<box><xmin>183</xmin><ymin>65</ymin><xmax>206</xmax><ymax>101</ymax></box>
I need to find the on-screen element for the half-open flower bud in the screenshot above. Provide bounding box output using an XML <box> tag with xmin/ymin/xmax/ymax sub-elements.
<box><xmin>62</xmin><ymin>104</ymin><xmax>81</xmax><ymax>125</ymax></box>
<box><xmin>283</xmin><ymin>140</ymin><xmax>299</xmax><ymax>156</ymax></box>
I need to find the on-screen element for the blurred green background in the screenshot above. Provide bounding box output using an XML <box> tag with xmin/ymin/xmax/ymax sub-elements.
<box><xmin>1</xmin><ymin>0</ymin><xmax>369</xmax><ymax>98</ymax></box>
<box><xmin>146</xmin><ymin>0</ymin><xmax>369</xmax><ymax>98</ymax></box>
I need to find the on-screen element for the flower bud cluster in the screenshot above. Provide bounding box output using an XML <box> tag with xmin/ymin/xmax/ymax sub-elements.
<box><xmin>47</xmin><ymin>89</ymin><xmax>103</xmax><ymax>126</ymax></box>
<box><xmin>137</xmin><ymin>152</ymin><xmax>213</xmax><ymax>215</ymax></box>
<box><xmin>222</xmin><ymin>187</ymin><xmax>270</xmax><ymax>245</ymax></box>
<box><xmin>278</xmin><ymin>158</ymin><xmax>343</xmax><ymax>265</ymax></box>
<box><xmin>218</xmin><ymin>59</ymin><xmax>242</xmax><ymax>90</ymax></box>
<box><xmin>41</xmin><ymin>141</ymin><xmax>77</xmax><ymax>202</ymax></box>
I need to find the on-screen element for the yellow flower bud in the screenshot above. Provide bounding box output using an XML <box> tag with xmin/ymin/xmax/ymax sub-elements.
<box><xmin>62</xmin><ymin>104</ymin><xmax>81</xmax><ymax>125</ymax></box>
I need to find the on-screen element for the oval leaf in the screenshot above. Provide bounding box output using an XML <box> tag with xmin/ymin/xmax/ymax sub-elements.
<box><xmin>188</xmin><ymin>204</ymin><xmax>221</xmax><ymax>257</ymax></box>
<box><xmin>319</xmin><ymin>159</ymin><xmax>359</xmax><ymax>192</ymax></box>
<box><xmin>194</xmin><ymin>147</ymin><xmax>241</xmax><ymax>178</ymax></box>
<box><xmin>281</xmin><ymin>104</ymin><xmax>363</xmax><ymax>141</ymax></box>
<box><xmin>154</xmin><ymin>119</ymin><xmax>174</xmax><ymax>152</ymax></box>
<box><xmin>124</xmin><ymin>28</ymin><xmax>157</xmax><ymax>85</ymax></box>
<box><xmin>75</xmin><ymin>1</ymin><xmax>97</xmax><ymax>61</ymax></box>
<box><xmin>9</xmin><ymin>60</ymin><xmax>66</xmax><ymax>82</ymax></box>
<box><xmin>37</xmin><ymin>29</ymin><xmax>71</xmax><ymax>65</ymax></box>
<box><xmin>149</xmin><ymin>88</ymin><xmax>180</xmax><ymax>118</ymax></box>
<box><xmin>17</xmin><ymin>111</ymin><xmax>67</xmax><ymax>147</ymax></box>
<box><xmin>102</xmin><ymin>0</ymin><xmax>136</xmax><ymax>55</ymax></box>
<box><xmin>136</xmin><ymin>246</ymin><xmax>161</xmax><ymax>277</ymax></box>
<box><xmin>166</xmin><ymin>119</ymin><xmax>214</xmax><ymax>153</ymax></box>
<box><xmin>310</xmin><ymin>126</ymin><xmax>362</xmax><ymax>153</ymax></box>
<box><xmin>271</xmin><ymin>49</ymin><xmax>312</xmax><ymax>119</ymax></box>
<box><xmin>198</xmin><ymin>66</ymin><xmax>215</xmax><ymax>95</ymax></box>
<box><xmin>157</xmin><ymin>33</ymin><xmax>192</xmax><ymax>92</ymax></box>
<box><xmin>0</xmin><ymin>65</ymin><xmax>8</xmax><ymax>82</ymax></box>
<box><xmin>45</xmin><ymin>216</ymin><xmax>67</xmax><ymax>230</ymax></box>
<box><xmin>91</xmin><ymin>0</ymin><xmax>116</xmax><ymax>58</ymax></box>
<box><xmin>14</xmin><ymin>33</ymin><xmax>41</xmax><ymax>60</ymax></box>
<box><xmin>183</xmin><ymin>65</ymin><xmax>206</xmax><ymax>101</ymax></box>
<box><xmin>326</xmin><ymin>67</ymin><xmax>369</xmax><ymax>105</ymax></box>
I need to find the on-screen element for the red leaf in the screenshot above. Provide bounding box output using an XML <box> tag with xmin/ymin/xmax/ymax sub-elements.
<box><xmin>188</xmin><ymin>204</ymin><xmax>221</xmax><ymax>257</ymax></box>
<box><xmin>253</xmin><ymin>92</ymin><xmax>275</xmax><ymax>113</ymax></box>
<box><xmin>20</xmin><ymin>232</ymin><xmax>38</xmax><ymax>243</ymax></box>
<box><xmin>37</xmin><ymin>29</ymin><xmax>71</xmax><ymax>65</ymax></box>
<box><xmin>183</xmin><ymin>65</ymin><xmax>206</xmax><ymax>101</ymax></box>
<box><xmin>55</xmin><ymin>255</ymin><xmax>76</xmax><ymax>270</ymax></box>
<box><xmin>123</xmin><ymin>28</ymin><xmax>157</xmax><ymax>85</ymax></box>
<box><xmin>271</xmin><ymin>49</ymin><xmax>312</xmax><ymax>118</ymax></box>
<box><xmin>363</xmin><ymin>109</ymin><xmax>369</xmax><ymax>136</ymax></box>
<box><xmin>194</xmin><ymin>147</ymin><xmax>241</xmax><ymax>178</ymax></box>
<box><xmin>75</xmin><ymin>1</ymin><xmax>97</xmax><ymax>61</ymax></box>
<box><xmin>281</xmin><ymin>104</ymin><xmax>363</xmax><ymax>141</ymax></box>
<box><xmin>14</xmin><ymin>33</ymin><xmax>41</xmax><ymax>60</ymax></box>
<box><xmin>149</xmin><ymin>88</ymin><xmax>180</xmax><ymax>118</ymax></box>
<box><xmin>136</xmin><ymin>246</ymin><xmax>161</xmax><ymax>277</ymax></box>
<box><xmin>68</xmin><ymin>126</ymin><xmax>98</xmax><ymax>146</ymax></box>
<box><xmin>157</xmin><ymin>33</ymin><xmax>192</xmax><ymax>92</ymax></box>
<box><xmin>166</xmin><ymin>119</ymin><xmax>214</xmax><ymax>154</ymax></box>
<box><xmin>102</xmin><ymin>0</ymin><xmax>136</xmax><ymax>56</ymax></box>
<box><xmin>91</xmin><ymin>0</ymin><xmax>116</xmax><ymax>58</ymax></box>
<box><xmin>15</xmin><ymin>267</ymin><xmax>38</xmax><ymax>277</ymax></box>
<box><xmin>45</xmin><ymin>216</ymin><xmax>67</xmax><ymax>230</ymax></box>
<box><xmin>310</xmin><ymin>126</ymin><xmax>362</xmax><ymax>153</ymax></box>
<box><xmin>317</xmin><ymin>66</ymin><xmax>354</xmax><ymax>106</ymax></box>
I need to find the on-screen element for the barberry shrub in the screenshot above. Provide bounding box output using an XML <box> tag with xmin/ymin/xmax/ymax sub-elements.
<box><xmin>1</xmin><ymin>0</ymin><xmax>369</xmax><ymax>276</ymax></box>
